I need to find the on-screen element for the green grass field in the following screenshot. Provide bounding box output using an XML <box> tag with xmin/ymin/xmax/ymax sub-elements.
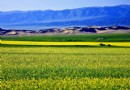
<box><xmin>1</xmin><ymin>46</ymin><xmax>130</xmax><ymax>89</ymax></box>
<box><xmin>1</xmin><ymin>33</ymin><xmax>130</xmax><ymax>42</ymax></box>
<box><xmin>1</xmin><ymin>33</ymin><xmax>130</xmax><ymax>89</ymax></box>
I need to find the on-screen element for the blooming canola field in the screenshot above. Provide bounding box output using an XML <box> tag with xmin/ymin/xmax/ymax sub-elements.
<box><xmin>1</xmin><ymin>40</ymin><xmax>130</xmax><ymax>46</ymax></box>
<box><xmin>1</xmin><ymin>46</ymin><xmax>130</xmax><ymax>89</ymax></box>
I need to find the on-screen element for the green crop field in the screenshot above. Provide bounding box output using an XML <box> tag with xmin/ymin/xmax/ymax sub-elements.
<box><xmin>1</xmin><ymin>46</ymin><xmax>130</xmax><ymax>89</ymax></box>
<box><xmin>1</xmin><ymin>33</ymin><xmax>130</xmax><ymax>42</ymax></box>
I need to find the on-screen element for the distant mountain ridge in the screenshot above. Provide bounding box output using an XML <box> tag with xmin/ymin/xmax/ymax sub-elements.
<box><xmin>0</xmin><ymin>5</ymin><xmax>130</xmax><ymax>27</ymax></box>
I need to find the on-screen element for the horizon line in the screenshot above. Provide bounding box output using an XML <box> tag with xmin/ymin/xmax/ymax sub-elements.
<box><xmin>1</xmin><ymin>4</ymin><xmax>129</xmax><ymax>12</ymax></box>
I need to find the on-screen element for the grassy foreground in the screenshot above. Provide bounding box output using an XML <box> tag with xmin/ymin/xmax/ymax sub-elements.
<box><xmin>1</xmin><ymin>46</ymin><xmax>130</xmax><ymax>89</ymax></box>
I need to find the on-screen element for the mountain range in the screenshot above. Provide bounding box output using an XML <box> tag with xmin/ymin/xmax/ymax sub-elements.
<box><xmin>0</xmin><ymin>5</ymin><xmax>130</xmax><ymax>29</ymax></box>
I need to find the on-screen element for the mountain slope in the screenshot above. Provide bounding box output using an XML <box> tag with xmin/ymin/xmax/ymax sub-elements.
<box><xmin>0</xmin><ymin>5</ymin><xmax>130</xmax><ymax>26</ymax></box>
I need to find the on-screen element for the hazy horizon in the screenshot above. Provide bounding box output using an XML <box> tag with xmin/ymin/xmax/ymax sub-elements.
<box><xmin>1</xmin><ymin>4</ymin><xmax>130</xmax><ymax>12</ymax></box>
<box><xmin>0</xmin><ymin>0</ymin><xmax>130</xmax><ymax>11</ymax></box>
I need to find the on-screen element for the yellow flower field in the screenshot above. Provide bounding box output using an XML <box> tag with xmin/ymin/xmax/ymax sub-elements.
<box><xmin>1</xmin><ymin>46</ymin><xmax>130</xmax><ymax>89</ymax></box>
<box><xmin>1</xmin><ymin>40</ymin><xmax>130</xmax><ymax>46</ymax></box>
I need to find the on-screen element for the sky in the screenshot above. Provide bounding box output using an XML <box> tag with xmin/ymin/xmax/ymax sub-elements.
<box><xmin>0</xmin><ymin>0</ymin><xmax>130</xmax><ymax>11</ymax></box>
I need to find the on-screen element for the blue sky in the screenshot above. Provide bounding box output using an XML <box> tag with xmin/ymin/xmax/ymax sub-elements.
<box><xmin>0</xmin><ymin>0</ymin><xmax>130</xmax><ymax>11</ymax></box>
